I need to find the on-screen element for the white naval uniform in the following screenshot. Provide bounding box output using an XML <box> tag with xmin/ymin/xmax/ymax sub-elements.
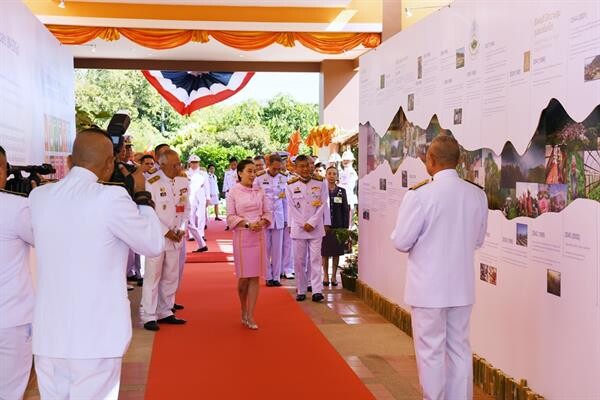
<box><xmin>286</xmin><ymin>176</ymin><xmax>331</xmax><ymax>295</ymax></box>
<box><xmin>189</xmin><ymin>172</ymin><xmax>211</xmax><ymax>248</ymax></box>
<box><xmin>253</xmin><ymin>170</ymin><xmax>287</xmax><ymax>282</ymax></box>
<box><xmin>207</xmin><ymin>172</ymin><xmax>220</xmax><ymax>205</ymax></box>
<box><xmin>29</xmin><ymin>167</ymin><xmax>165</xmax><ymax>399</ymax></box>
<box><xmin>0</xmin><ymin>189</ymin><xmax>34</xmax><ymax>400</ymax></box>
<box><xmin>222</xmin><ymin>168</ymin><xmax>237</xmax><ymax>195</ymax></box>
<box><xmin>339</xmin><ymin>165</ymin><xmax>358</xmax><ymax>207</ymax></box>
<box><xmin>390</xmin><ymin>169</ymin><xmax>488</xmax><ymax>400</ymax></box>
<box><xmin>281</xmin><ymin>174</ymin><xmax>294</xmax><ymax>277</ymax></box>
<box><xmin>142</xmin><ymin>170</ymin><xmax>190</xmax><ymax>323</ymax></box>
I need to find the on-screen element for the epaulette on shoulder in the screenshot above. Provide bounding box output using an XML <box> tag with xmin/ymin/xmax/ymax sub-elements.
<box><xmin>464</xmin><ymin>179</ymin><xmax>484</xmax><ymax>190</ymax></box>
<box><xmin>409</xmin><ymin>179</ymin><xmax>430</xmax><ymax>191</ymax></box>
<box><xmin>256</xmin><ymin>170</ymin><xmax>266</xmax><ymax>177</ymax></box>
<box><xmin>147</xmin><ymin>175</ymin><xmax>160</xmax><ymax>184</ymax></box>
<box><xmin>0</xmin><ymin>188</ymin><xmax>28</xmax><ymax>197</ymax></box>
<box><xmin>279</xmin><ymin>171</ymin><xmax>289</xmax><ymax>177</ymax></box>
<box><xmin>311</xmin><ymin>174</ymin><xmax>324</xmax><ymax>181</ymax></box>
<box><xmin>97</xmin><ymin>180</ymin><xmax>125</xmax><ymax>187</ymax></box>
<box><xmin>287</xmin><ymin>176</ymin><xmax>300</xmax><ymax>185</ymax></box>
<box><xmin>147</xmin><ymin>167</ymin><xmax>157</xmax><ymax>175</ymax></box>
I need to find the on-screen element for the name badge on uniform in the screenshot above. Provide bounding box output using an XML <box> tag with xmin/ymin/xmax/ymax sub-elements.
<box><xmin>263</xmin><ymin>179</ymin><xmax>269</xmax><ymax>185</ymax></box>
<box><xmin>293</xmin><ymin>187</ymin><xmax>301</xmax><ymax>194</ymax></box>
<box><xmin>334</xmin><ymin>196</ymin><xmax>343</xmax><ymax>204</ymax></box>
<box><xmin>160</xmin><ymin>187</ymin><xmax>167</xmax><ymax>197</ymax></box>
<box><xmin>175</xmin><ymin>204</ymin><xmax>185</xmax><ymax>213</ymax></box>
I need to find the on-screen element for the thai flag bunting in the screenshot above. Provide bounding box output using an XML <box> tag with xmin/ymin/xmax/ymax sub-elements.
<box><xmin>141</xmin><ymin>71</ymin><xmax>255</xmax><ymax>115</ymax></box>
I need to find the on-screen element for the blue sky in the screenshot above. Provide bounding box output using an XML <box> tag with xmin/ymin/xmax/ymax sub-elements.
<box><xmin>219</xmin><ymin>72</ymin><xmax>320</xmax><ymax>105</ymax></box>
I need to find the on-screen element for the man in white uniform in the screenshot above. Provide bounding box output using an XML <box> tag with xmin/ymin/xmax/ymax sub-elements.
<box><xmin>278</xmin><ymin>152</ymin><xmax>295</xmax><ymax>280</ymax></box>
<box><xmin>207</xmin><ymin>163</ymin><xmax>222</xmax><ymax>221</ymax></box>
<box><xmin>339</xmin><ymin>149</ymin><xmax>358</xmax><ymax>227</ymax></box>
<box><xmin>29</xmin><ymin>129</ymin><xmax>165</xmax><ymax>399</ymax></box>
<box><xmin>142</xmin><ymin>149</ymin><xmax>190</xmax><ymax>330</ymax></box>
<box><xmin>253</xmin><ymin>154</ymin><xmax>286</xmax><ymax>287</ymax></box>
<box><xmin>189</xmin><ymin>163</ymin><xmax>210</xmax><ymax>253</ymax></box>
<box><xmin>390</xmin><ymin>135</ymin><xmax>488</xmax><ymax>400</ymax></box>
<box><xmin>286</xmin><ymin>155</ymin><xmax>331</xmax><ymax>302</ymax></box>
<box><xmin>222</xmin><ymin>157</ymin><xmax>238</xmax><ymax>230</ymax></box>
<box><xmin>253</xmin><ymin>155</ymin><xmax>266</xmax><ymax>175</ymax></box>
<box><xmin>0</xmin><ymin>146</ymin><xmax>35</xmax><ymax>400</ymax></box>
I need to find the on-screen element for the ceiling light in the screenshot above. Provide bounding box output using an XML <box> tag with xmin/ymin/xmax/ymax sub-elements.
<box><xmin>404</xmin><ymin>7</ymin><xmax>412</xmax><ymax>17</ymax></box>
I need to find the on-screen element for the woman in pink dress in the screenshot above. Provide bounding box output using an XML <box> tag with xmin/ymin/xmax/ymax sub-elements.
<box><xmin>226</xmin><ymin>159</ymin><xmax>272</xmax><ymax>330</ymax></box>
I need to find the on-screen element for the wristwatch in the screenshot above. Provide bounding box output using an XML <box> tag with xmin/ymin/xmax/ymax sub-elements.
<box><xmin>244</xmin><ymin>222</ymin><xmax>250</xmax><ymax>229</ymax></box>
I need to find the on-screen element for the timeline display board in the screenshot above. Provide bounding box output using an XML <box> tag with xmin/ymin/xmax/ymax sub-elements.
<box><xmin>358</xmin><ymin>1</ymin><xmax>600</xmax><ymax>398</ymax></box>
<box><xmin>0</xmin><ymin>1</ymin><xmax>75</xmax><ymax>178</ymax></box>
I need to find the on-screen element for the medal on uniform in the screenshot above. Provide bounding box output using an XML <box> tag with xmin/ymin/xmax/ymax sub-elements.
<box><xmin>162</xmin><ymin>204</ymin><xmax>167</xmax><ymax>210</ymax></box>
<box><xmin>160</xmin><ymin>187</ymin><xmax>167</xmax><ymax>197</ymax></box>
<box><xmin>311</xmin><ymin>200</ymin><xmax>322</xmax><ymax>207</ymax></box>
<box><xmin>278</xmin><ymin>192</ymin><xmax>286</xmax><ymax>199</ymax></box>
<box><xmin>175</xmin><ymin>204</ymin><xmax>185</xmax><ymax>213</ymax></box>
<box><xmin>334</xmin><ymin>196</ymin><xmax>342</xmax><ymax>203</ymax></box>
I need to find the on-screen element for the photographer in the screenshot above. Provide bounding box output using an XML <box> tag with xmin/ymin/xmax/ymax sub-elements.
<box><xmin>28</xmin><ymin>129</ymin><xmax>165</xmax><ymax>398</ymax></box>
<box><xmin>0</xmin><ymin>145</ymin><xmax>35</xmax><ymax>400</ymax></box>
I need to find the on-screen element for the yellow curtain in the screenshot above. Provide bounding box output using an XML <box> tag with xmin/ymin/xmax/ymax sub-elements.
<box><xmin>45</xmin><ymin>25</ymin><xmax>380</xmax><ymax>54</ymax></box>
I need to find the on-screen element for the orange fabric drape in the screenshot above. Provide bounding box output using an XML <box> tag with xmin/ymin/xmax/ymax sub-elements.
<box><xmin>306</xmin><ymin>125</ymin><xmax>336</xmax><ymax>148</ymax></box>
<box><xmin>45</xmin><ymin>25</ymin><xmax>380</xmax><ymax>54</ymax></box>
<box><xmin>287</xmin><ymin>130</ymin><xmax>302</xmax><ymax>157</ymax></box>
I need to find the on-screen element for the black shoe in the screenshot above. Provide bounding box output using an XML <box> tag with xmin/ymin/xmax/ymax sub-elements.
<box><xmin>266</xmin><ymin>280</ymin><xmax>274</xmax><ymax>287</ymax></box>
<box><xmin>323</xmin><ymin>281</ymin><xmax>330</xmax><ymax>287</ymax></box>
<box><xmin>173</xmin><ymin>303</ymin><xmax>184</xmax><ymax>310</ymax></box>
<box><xmin>296</xmin><ymin>294</ymin><xmax>306</xmax><ymax>302</ymax></box>
<box><xmin>157</xmin><ymin>315</ymin><xmax>187</xmax><ymax>325</ymax></box>
<box><xmin>188</xmin><ymin>237</ymin><xmax>195</xmax><ymax>241</ymax></box>
<box><xmin>144</xmin><ymin>321</ymin><xmax>160</xmax><ymax>331</ymax></box>
<box><xmin>127</xmin><ymin>285</ymin><xmax>134</xmax><ymax>291</ymax></box>
<box><xmin>137</xmin><ymin>278</ymin><xmax>143</xmax><ymax>286</ymax></box>
<box><xmin>312</xmin><ymin>293</ymin><xmax>324</xmax><ymax>302</ymax></box>
<box><xmin>307</xmin><ymin>286</ymin><xmax>312</xmax><ymax>292</ymax></box>
<box><xmin>215</xmin><ymin>217</ymin><xmax>223</xmax><ymax>221</ymax></box>
<box><xmin>205</xmin><ymin>225</ymin><xmax>208</xmax><ymax>230</ymax></box>
<box><xmin>331</xmin><ymin>281</ymin><xmax>338</xmax><ymax>287</ymax></box>
<box><xmin>193</xmin><ymin>246</ymin><xmax>208</xmax><ymax>253</ymax></box>
<box><xmin>127</xmin><ymin>275</ymin><xmax>139</xmax><ymax>282</ymax></box>
<box><xmin>272</xmin><ymin>280</ymin><xmax>282</xmax><ymax>287</ymax></box>
<box><xmin>225</xmin><ymin>226</ymin><xmax>230</xmax><ymax>231</ymax></box>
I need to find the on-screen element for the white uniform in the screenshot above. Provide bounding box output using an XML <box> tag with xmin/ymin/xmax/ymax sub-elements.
<box><xmin>189</xmin><ymin>172</ymin><xmax>210</xmax><ymax>248</ymax></box>
<box><xmin>280</xmin><ymin>171</ymin><xmax>294</xmax><ymax>277</ymax></box>
<box><xmin>222</xmin><ymin>168</ymin><xmax>237</xmax><ymax>195</ymax></box>
<box><xmin>207</xmin><ymin>172</ymin><xmax>220</xmax><ymax>205</ymax></box>
<box><xmin>338</xmin><ymin>165</ymin><xmax>358</xmax><ymax>207</ymax></box>
<box><xmin>0</xmin><ymin>189</ymin><xmax>34</xmax><ymax>400</ymax></box>
<box><xmin>286</xmin><ymin>176</ymin><xmax>331</xmax><ymax>295</ymax></box>
<box><xmin>390</xmin><ymin>169</ymin><xmax>488</xmax><ymax>400</ymax></box>
<box><xmin>142</xmin><ymin>169</ymin><xmax>190</xmax><ymax>323</ymax></box>
<box><xmin>29</xmin><ymin>167</ymin><xmax>165</xmax><ymax>399</ymax></box>
<box><xmin>253</xmin><ymin>170</ymin><xmax>287</xmax><ymax>282</ymax></box>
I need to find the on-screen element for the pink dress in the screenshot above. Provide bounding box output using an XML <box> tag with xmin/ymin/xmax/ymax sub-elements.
<box><xmin>226</xmin><ymin>183</ymin><xmax>273</xmax><ymax>278</ymax></box>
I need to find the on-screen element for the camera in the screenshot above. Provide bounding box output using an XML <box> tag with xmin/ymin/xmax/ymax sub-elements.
<box><xmin>6</xmin><ymin>163</ymin><xmax>56</xmax><ymax>195</ymax></box>
<box><xmin>106</xmin><ymin>111</ymin><xmax>137</xmax><ymax>197</ymax></box>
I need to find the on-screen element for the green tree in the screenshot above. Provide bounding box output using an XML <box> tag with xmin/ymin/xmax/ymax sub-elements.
<box><xmin>261</xmin><ymin>94</ymin><xmax>319</xmax><ymax>147</ymax></box>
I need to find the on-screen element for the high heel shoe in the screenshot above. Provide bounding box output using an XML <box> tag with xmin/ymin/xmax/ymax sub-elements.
<box><xmin>245</xmin><ymin>319</ymin><xmax>258</xmax><ymax>330</ymax></box>
<box><xmin>241</xmin><ymin>314</ymin><xmax>248</xmax><ymax>325</ymax></box>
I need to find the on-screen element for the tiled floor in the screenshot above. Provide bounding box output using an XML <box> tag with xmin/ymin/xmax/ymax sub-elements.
<box><xmin>24</xmin><ymin>273</ymin><xmax>492</xmax><ymax>400</ymax></box>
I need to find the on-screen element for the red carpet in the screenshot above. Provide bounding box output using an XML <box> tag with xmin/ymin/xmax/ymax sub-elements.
<box><xmin>144</xmin><ymin>221</ymin><xmax>374</xmax><ymax>399</ymax></box>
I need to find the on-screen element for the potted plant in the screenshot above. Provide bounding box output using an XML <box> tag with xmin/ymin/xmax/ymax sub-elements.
<box><xmin>340</xmin><ymin>252</ymin><xmax>358</xmax><ymax>292</ymax></box>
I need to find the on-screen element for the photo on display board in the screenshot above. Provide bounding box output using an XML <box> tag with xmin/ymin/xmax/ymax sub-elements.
<box><xmin>547</xmin><ymin>269</ymin><xmax>561</xmax><ymax>297</ymax></box>
<box><xmin>456</xmin><ymin>47</ymin><xmax>465</xmax><ymax>69</ymax></box>
<box><xmin>402</xmin><ymin>170</ymin><xmax>408</xmax><ymax>187</ymax></box>
<box><xmin>523</xmin><ymin>51</ymin><xmax>531</xmax><ymax>73</ymax></box>
<box><xmin>379</xmin><ymin>178</ymin><xmax>387</xmax><ymax>191</ymax></box>
<box><xmin>584</xmin><ymin>55</ymin><xmax>600</xmax><ymax>82</ymax></box>
<box><xmin>454</xmin><ymin>108</ymin><xmax>463</xmax><ymax>125</ymax></box>
<box><xmin>364</xmin><ymin>123</ymin><xmax>380</xmax><ymax>174</ymax></box>
<box><xmin>516</xmin><ymin>223</ymin><xmax>528</xmax><ymax>247</ymax></box>
<box><xmin>480</xmin><ymin>263</ymin><xmax>497</xmax><ymax>285</ymax></box>
<box><xmin>380</xmin><ymin>74</ymin><xmax>386</xmax><ymax>89</ymax></box>
<box><xmin>363</xmin><ymin>99</ymin><xmax>599</xmax><ymax>219</ymax></box>
<box><xmin>417</xmin><ymin>56</ymin><xmax>423</xmax><ymax>79</ymax></box>
<box><xmin>362</xmin><ymin>209</ymin><xmax>370</xmax><ymax>220</ymax></box>
<box><xmin>407</xmin><ymin>93</ymin><xmax>415</xmax><ymax>111</ymax></box>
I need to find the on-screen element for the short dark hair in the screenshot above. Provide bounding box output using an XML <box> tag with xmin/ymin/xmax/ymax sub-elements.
<box><xmin>294</xmin><ymin>154</ymin><xmax>309</xmax><ymax>164</ymax></box>
<box><xmin>229</xmin><ymin>157</ymin><xmax>238</xmax><ymax>163</ymax></box>
<box><xmin>0</xmin><ymin>145</ymin><xmax>5</xmax><ymax>157</ymax></box>
<box><xmin>236</xmin><ymin>159</ymin><xmax>254</xmax><ymax>181</ymax></box>
<box><xmin>268</xmin><ymin>154</ymin><xmax>282</xmax><ymax>164</ymax></box>
<box><xmin>253</xmin><ymin>155</ymin><xmax>265</xmax><ymax>162</ymax></box>
<box><xmin>315</xmin><ymin>162</ymin><xmax>324</xmax><ymax>169</ymax></box>
<box><xmin>140</xmin><ymin>154</ymin><xmax>154</xmax><ymax>163</ymax></box>
<box><xmin>154</xmin><ymin>143</ymin><xmax>169</xmax><ymax>156</ymax></box>
<box><xmin>207</xmin><ymin>163</ymin><xmax>215</xmax><ymax>169</ymax></box>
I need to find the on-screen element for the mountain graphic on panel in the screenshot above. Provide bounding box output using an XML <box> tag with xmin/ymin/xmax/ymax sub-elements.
<box><xmin>362</xmin><ymin>99</ymin><xmax>600</xmax><ymax>219</ymax></box>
